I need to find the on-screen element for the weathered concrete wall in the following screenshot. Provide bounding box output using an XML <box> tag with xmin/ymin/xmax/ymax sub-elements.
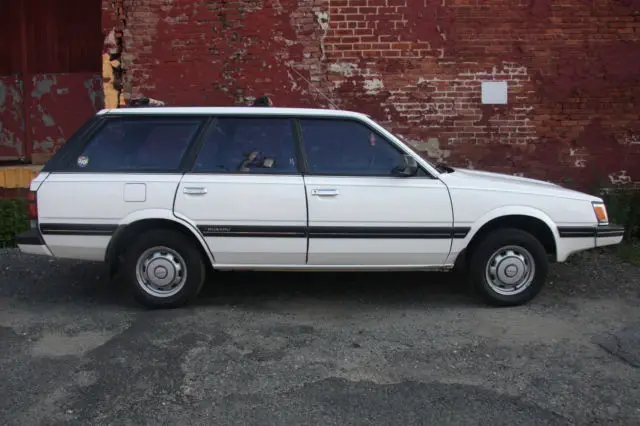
<box><xmin>102</xmin><ymin>0</ymin><xmax>639</xmax><ymax>189</ymax></box>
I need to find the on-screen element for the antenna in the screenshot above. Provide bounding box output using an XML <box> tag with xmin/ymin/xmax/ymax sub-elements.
<box><xmin>289</xmin><ymin>67</ymin><xmax>341</xmax><ymax>110</ymax></box>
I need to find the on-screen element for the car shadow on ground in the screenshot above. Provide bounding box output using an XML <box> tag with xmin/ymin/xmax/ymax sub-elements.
<box><xmin>3</xmin><ymin>253</ymin><xmax>476</xmax><ymax>309</ymax></box>
<box><xmin>112</xmin><ymin>267</ymin><xmax>474</xmax><ymax>309</ymax></box>
<box><xmin>194</xmin><ymin>270</ymin><xmax>475</xmax><ymax>309</ymax></box>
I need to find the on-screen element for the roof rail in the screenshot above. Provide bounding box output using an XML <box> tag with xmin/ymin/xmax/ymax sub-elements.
<box><xmin>128</xmin><ymin>97</ymin><xmax>166</xmax><ymax>108</ymax></box>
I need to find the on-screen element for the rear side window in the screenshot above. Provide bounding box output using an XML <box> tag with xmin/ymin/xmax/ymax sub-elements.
<box><xmin>72</xmin><ymin>117</ymin><xmax>203</xmax><ymax>172</ymax></box>
<box><xmin>192</xmin><ymin>117</ymin><xmax>298</xmax><ymax>174</ymax></box>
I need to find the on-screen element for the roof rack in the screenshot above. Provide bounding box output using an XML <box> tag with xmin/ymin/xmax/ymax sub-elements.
<box><xmin>127</xmin><ymin>97</ymin><xmax>166</xmax><ymax>108</ymax></box>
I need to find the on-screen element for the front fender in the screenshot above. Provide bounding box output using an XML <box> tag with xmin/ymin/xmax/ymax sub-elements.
<box><xmin>446</xmin><ymin>205</ymin><xmax>560</xmax><ymax>265</ymax></box>
<box><xmin>465</xmin><ymin>206</ymin><xmax>560</xmax><ymax>245</ymax></box>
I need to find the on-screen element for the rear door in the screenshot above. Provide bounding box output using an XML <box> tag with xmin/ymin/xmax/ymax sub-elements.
<box><xmin>36</xmin><ymin>114</ymin><xmax>205</xmax><ymax>260</ymax></box>
<box><xmin>173</xmin><ymin>116</ymin><xmax>307</xmax><ymax>267</ymax></box>
<box><xmin>298</xmin><ymin>118</ymin><xmax>455</xmax><ymax>267</ymax></box>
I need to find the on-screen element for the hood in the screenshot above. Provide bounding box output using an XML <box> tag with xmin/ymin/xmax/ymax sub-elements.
<box><xmin>440</xmin><ymin>168</ymin><xmax>601</xmax><ymax>202</ymax></box>
<box><xmin>452</xmin><ymin>168</ymin><xmax>559</xmax><ymax>188</ymax></box>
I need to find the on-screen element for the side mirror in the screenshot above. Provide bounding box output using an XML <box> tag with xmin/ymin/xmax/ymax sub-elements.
<box><xmin>394</xmin><ymin>155</ymin><xmax>419</xmax><ymax>177</ymax></box>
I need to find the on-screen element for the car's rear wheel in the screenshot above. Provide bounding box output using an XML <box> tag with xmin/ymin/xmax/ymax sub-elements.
<box><xmin>468</xmin><ymin>228</ymin><xmax>548</xmax><ymax>306</ymax></box>
<box><xmin>123</xmin><ymin>229</ymin><xmax>205</xmax><ymax>309</ymax></box>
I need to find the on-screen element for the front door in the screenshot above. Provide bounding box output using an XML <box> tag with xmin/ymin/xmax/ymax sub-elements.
<box><xmin>174</xmin><ymin>116</ymin><xmax>307</xmax><ymax>267</ymax></box>
<box><xmin>298</xmin><ymin>118</ymin><xmax>454</xmax><ymax>267</ymax></box>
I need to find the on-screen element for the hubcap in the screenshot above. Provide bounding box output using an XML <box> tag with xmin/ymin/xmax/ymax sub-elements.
<box><xmin>135</xmin><ymin>246</ymin><xmax>187</xmax><ymax>298</ymax></box>
<box><xmin>485</xmin><ymin>245</ymin><xmax>536</xmax><ymax>296</ymax></box>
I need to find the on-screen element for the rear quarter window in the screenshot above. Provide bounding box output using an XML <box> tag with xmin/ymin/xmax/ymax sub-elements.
<box><xmin>41</xmin><ymin>115</ymin><xmax>102</xmax><ymax>172</ymax></box>
<box><xmin>69</xmin><ymin>116</ymin><xmax>203</xmax><ymax>172</ymax></box>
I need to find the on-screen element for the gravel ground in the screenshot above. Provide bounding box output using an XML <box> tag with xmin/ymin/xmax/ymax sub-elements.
<box><xmin>0</xmin><ymin>247</ymin><xmax>639</xmax><ymax>425</ymax></box>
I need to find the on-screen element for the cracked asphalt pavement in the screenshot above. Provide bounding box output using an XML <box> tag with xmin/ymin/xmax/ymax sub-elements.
<box><xmin>1</xmin><ymin>248</ymin><xmax>639</xmax><ymax>425</ymax></box>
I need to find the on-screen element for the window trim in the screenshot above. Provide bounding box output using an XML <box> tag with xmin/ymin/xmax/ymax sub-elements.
<box><xmin>185</xmin><ymin>116</ymin><xmax>304</xmax><ymax>177</ymax></box>
<box><xmin>52</xmin><ymin>115</ymin><xmax>209</xmax><ymax>174</ymax></box>
<box><xmin>44</xmin><ymin>112</ymin><xmax>438</xmax><ymax>179</ymax></box>
<box><xmin>294</xmin><ymin>117</ymin><xmax>436</xmax><ymax>179</ymax></box>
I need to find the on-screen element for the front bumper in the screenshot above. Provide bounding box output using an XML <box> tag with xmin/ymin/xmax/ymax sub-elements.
<box><xmin>595</xmin><ymin>224</ymin><xmax>625</xmax><ymax>248</ymax></box>
<box><xmin>556</xmin><ymin>224</ymin><xmax>625</xmax><ymax>262</ymax></box>
<box><xmin>595</xmin><ymin>224</ymin><xmax>625</xmax><ymax>238</ymax></box>
<box><xmin>15</xmin><ymin>228</ymin><xmax>53</xmax><ymax>256</ymax></box>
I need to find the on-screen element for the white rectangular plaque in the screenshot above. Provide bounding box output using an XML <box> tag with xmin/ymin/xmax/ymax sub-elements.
<box><xmin>481</xmin><ymin>81</ymin><xmax>508</xmax><ymax>105</ymax></box>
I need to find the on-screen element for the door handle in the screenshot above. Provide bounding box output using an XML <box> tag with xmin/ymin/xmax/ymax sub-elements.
<box><xmin>311</xmin><ymin>188</ymin><xmax>339</xmax><ymax>197</ymax></box>
<box><xmin>183</xmin><ymin>187</ymin><xmax>207</xmax><ymax>195</ymax></box>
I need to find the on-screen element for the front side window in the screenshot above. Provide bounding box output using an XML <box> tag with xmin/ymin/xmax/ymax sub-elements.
<box><xmin>74</xmin><ymin>117</ymin><xmax>203</xmax><ymax>172</ymax></box>
<box><xmin>193</xmin><ymin>117</ymin><xmax>298</xmax><ymax>174</ymax></box>
<box><xmin>299</xmin><ymin>118</ymin><xmax>406</xmax><ymax>176</ymax></box>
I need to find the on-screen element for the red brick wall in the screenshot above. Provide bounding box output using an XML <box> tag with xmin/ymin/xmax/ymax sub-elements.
<box><xmin>102</xmin><ymin>0</ymin><xmax>640</xmax><ymax>189</ymax></box>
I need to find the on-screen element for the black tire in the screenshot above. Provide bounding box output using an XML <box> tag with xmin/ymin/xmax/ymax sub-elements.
<box><xmin>123</xmin><ymin>229</ymin><xmax>206</xmax><ymax>309</ymax></box>
<box><xmin>468</xmin><ymin>228</ymin><xmax>548</xmax><ymax>307</ymax></box>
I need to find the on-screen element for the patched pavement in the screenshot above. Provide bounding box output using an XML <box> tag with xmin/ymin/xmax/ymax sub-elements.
<box><xmin>1</xmin><ymin>248</ymin><xmax>639</xmax><ymax>425</ymax></box>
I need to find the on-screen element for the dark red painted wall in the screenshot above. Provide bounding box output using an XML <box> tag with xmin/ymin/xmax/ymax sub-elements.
<box><xmin>0</xmin><ymin>73</ymin><xmax>103</xmax><ymax>161</ymax></box>
<box><xmin>0</xmin><ymin>0</ymin><xmax>103</xmax><ymax>162</ymax></box>
<box><xmin>101</xmin><ymin>0</ymin><xmax>637</xmax><ymax>189</ymax></box>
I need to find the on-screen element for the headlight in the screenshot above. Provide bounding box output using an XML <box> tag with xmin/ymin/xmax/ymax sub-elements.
<box><xmin>592</xmin><ymin>202</ymin><xmax>609</xmax><ymax>225</ymax></box>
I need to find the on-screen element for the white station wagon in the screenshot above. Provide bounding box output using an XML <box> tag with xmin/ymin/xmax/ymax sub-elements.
<box><xmin>16</xmin><ymin>107</ymin><xmax>624</xmax><ymax>308</ymax></box>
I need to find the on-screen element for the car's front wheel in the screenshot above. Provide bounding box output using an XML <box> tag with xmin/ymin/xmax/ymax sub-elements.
<box><xmin>468</xmin><ymin>228</ymin><xmax>549</xmax><ymax>306</ymax></box>
<box><xmin>123</xmin><ymin>229</ymin><xmax>206</xmax><ymax>309</ymax></box>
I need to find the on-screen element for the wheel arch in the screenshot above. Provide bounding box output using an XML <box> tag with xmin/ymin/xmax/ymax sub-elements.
<box><xmin>105</xmin><ymin>210</ymin><xmax>214</xmax><ymax>274</ymax></box>
<box><xmin>453</xmin><ymin>206</ymin><xmax>560</xmax><ymax>270</ymax></box>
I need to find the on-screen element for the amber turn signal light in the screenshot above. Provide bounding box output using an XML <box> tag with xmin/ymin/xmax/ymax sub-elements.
<box><xmin>592</xmin><ymin>202</ymin><xmax>609</xmax><ymax>225</ymax></box>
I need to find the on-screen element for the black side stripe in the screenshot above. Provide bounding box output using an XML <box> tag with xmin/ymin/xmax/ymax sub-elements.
<box><xmin>308</xmin><ymin>226</ymin><xmax>469</xmax><ymax>239</ymax></box>
<box><xmin>38</xmin><ymin>223</ymin><xmax>625</xmax><ymax>240</ymax></box>
<box><xmin>40</xmin><ymin>224</ymin><xmax>118</xmax><ymax>236</ymax></box>
<box><xmin>198</xmin><ymin>225</ymin><xmax>470</xmax><ymax>239</ymax></box>
<box><xmin>199</xmin><ymin>225</ymin><xmax>306</xmax><ymax>238</ymax></box>
<box><xmin>557</xmin><ymin>227</ymin><xmax>596</xmax><ymax>238</ymax></box>
<box><xmin>452</xmin><ymin>228</ymin><xmax>470</xmax><ymax>238</ymax></box>
<box><xmin>558</xmin><ymin>225</ymin><xmax>625</xmax><ymax>239</ymax></box>
<box><xmin>596</xmin><ymin>227</ymin><xmax>625</xmax><ymax>238</ymax></box>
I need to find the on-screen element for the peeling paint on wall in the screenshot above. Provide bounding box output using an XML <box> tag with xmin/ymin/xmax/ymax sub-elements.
<box><xmin>408</xmin><ymin>138</ymin><xmax>451</xmax><ymax>163</ymax></box>
<box><xmin>41</xmin><ymin>113</ymin><xmax>55</xmax><ymax>127</ymax></box>
<box><xmin>314</xmin><ymin>11</ymin><xmax>330</xmax><ymax>61</ymax></box>
<box><xmin>31</xmin><ymin>76</ymin><xmax>57</xmax><ymax>99</ymax></box>
<box><xmin>1</xmin><ymin>71</ymin><xmax>104</xmax><ymax>162</ymax></box>
<box><xmin>363</xmin><ymin>78</ymin><xmax>384</xmax><ymax>95</ymax></box>
<box><xmin>0</xmin><ymin>76</ymin><xmax>25</xmax><ymax>159</ymax></box>
<box><xmin>609</xmin><ymin>170</ymin><xmax>633</xmax><ymax>185</ymax></box>
<box><xmin>84</xmin><ymin>76</ymin><xmax>104</xmax><ymax>111</ymax></box>
<box><xmin>0</xmin><ymin>82</ymin><xmax>6</xmax><ymax>108</ymax></box>
<box><xmin>85</xmin><ymin>0</ymin><xmax>640</xmax><ymax>188</ymax></box>
<box><xmin>328</xmin><ymin>62</ymin><xmax>358</xmax><ymax>78</ymax></box>
<box><xmin>28</xmin><ymin>73</ymin><xmax>103</xmax><ymax>161</ymax></box>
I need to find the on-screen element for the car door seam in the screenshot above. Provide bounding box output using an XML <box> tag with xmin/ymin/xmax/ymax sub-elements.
<box><xmin>302</xmin><ymin>175</ymin><xmax>311</xmax><ymax>264</ymax></box>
